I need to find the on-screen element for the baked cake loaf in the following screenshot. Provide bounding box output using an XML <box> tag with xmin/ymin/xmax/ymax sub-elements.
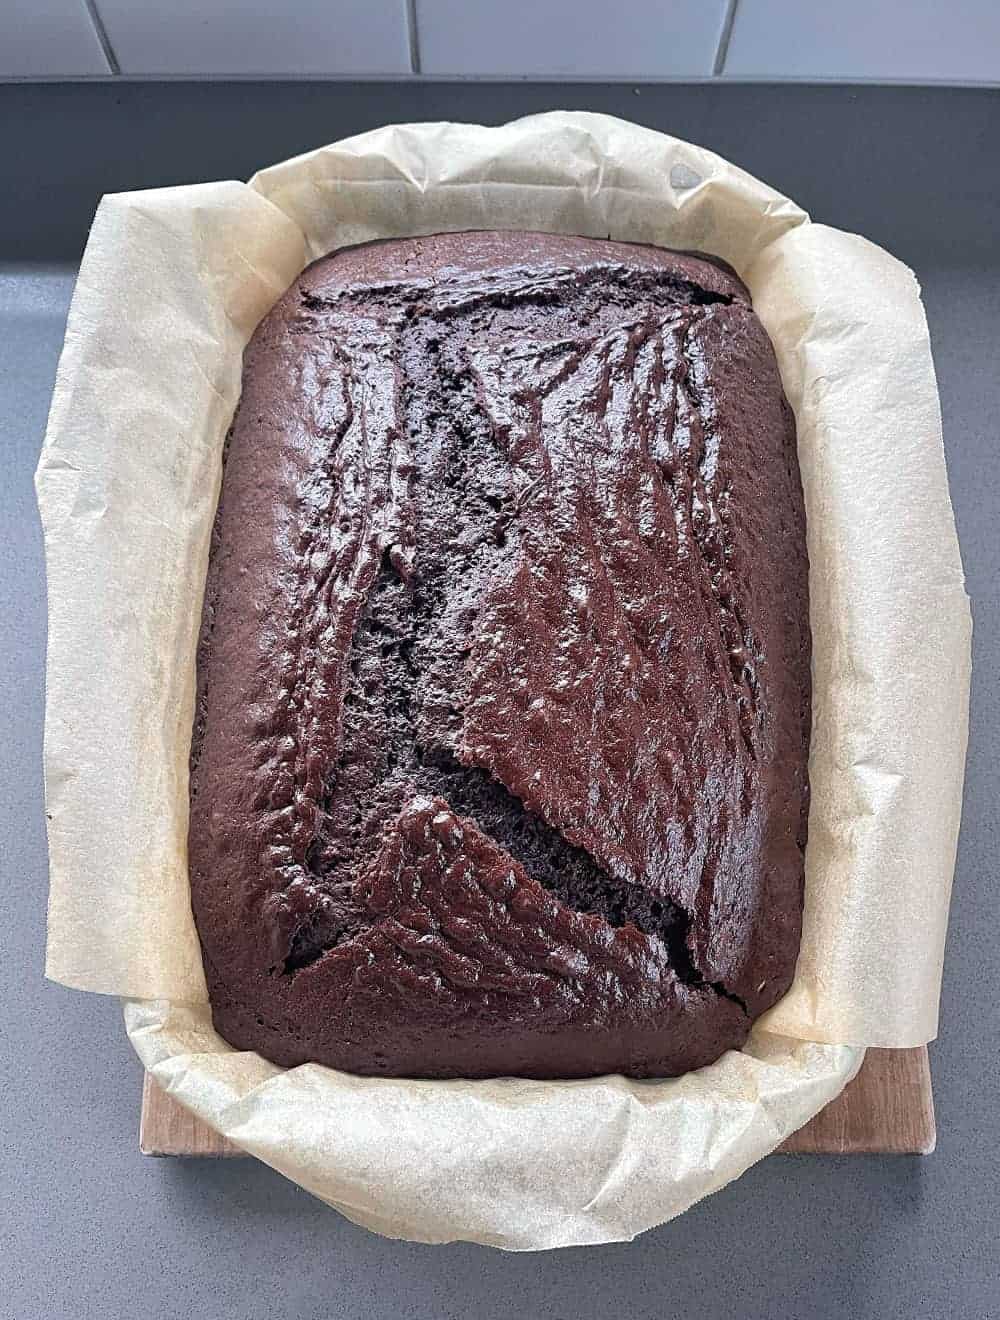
<box><xmin>189</xmin><ymin>231</ymin><xmax>809</xmax><ymax>1080</ymax></box>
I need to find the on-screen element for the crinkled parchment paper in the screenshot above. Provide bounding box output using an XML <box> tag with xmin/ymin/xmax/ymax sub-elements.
<box><xmin>37</xmin><ymin>112</ymin><xmax>970</xmax><ymax>1250</ymax></box>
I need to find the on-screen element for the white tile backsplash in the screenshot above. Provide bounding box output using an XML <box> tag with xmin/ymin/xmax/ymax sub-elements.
<box><xmin>724</xmin><ymin>0</ymin><xmax>1000</xmax><ymax>81</ymax></box>
<box><xmin>416</xmin><ymin>0</ymin><xmax>730</xmax><ymax>76</ymax></box>
<box><xmin>1</xmin><ymin>0</ymin><xmax>110</xmax><ymax>76</ymax></box>
<box><xmin>2</xmin><ymin>0</ymin><xmax>998</xmax><ymax>83</ymax></box>
<box><xmin>95</xmin><ymin>0</ymin><xmax>412</xmax><ymax>76</ymax></box>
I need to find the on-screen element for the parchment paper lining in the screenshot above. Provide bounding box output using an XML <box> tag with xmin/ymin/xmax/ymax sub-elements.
<box><xmin>38</xmin><ymin>113</ymin><xmax>969</xmax><ymax>1249</ymax></box>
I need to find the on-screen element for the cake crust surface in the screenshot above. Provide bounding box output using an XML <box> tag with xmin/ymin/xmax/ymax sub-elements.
<box><xmin>189</xmin><ymin>231</ymin><xmax>810</xmax><ymax>1079</ymax></box>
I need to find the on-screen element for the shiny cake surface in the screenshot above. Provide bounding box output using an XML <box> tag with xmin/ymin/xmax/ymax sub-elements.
<box><xmin>189</xmin><ymin>231</ymin><xmax>809</xmax><ymax>1079</ymax></box>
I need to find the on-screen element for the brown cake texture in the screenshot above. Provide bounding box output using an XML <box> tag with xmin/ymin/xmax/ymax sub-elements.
<box><xmin>188</xmin><ymin>230</ymin><xmax>810</xmax><ymax>1080</ymax></box>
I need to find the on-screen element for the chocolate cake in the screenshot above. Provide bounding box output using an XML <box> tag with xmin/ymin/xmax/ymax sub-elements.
<box><xmin>188</xmin><ymin>231</ymin><xmax>809</xmax><ymax>1079</ymax></box>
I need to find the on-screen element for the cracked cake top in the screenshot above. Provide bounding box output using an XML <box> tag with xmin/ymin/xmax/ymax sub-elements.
<box><xmin>188</xmin><ymin>231</ymin><xmax>809</xmax><ymax>1079</ymax></box>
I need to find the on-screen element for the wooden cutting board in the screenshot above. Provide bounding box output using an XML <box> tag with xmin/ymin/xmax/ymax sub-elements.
<box><xmin>139</xmin><ymin>1045</ymin><xmax>934</xmax><ymax>1157</ymax></box>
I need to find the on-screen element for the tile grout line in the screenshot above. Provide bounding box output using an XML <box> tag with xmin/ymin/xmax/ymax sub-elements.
<box><xmin>712</xmin><ymin>0</ymin><xmax>739</xmax><ymax>77</ymax></box>
<box><xmin>82</xmin><ymin>0</ymin><xmax>121</xmax><ymax>76</ymax></box>
<box><xmin>405</xmin><ymin>0</ymin><xmax>421</xmax><ymax>75</ymax></box>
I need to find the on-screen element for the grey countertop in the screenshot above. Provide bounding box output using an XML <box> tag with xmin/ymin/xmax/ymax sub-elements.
<box><xmin>2</xmin><ymin>82</ymin><xmax>997</xmax><ymax>1320</ymax></box>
